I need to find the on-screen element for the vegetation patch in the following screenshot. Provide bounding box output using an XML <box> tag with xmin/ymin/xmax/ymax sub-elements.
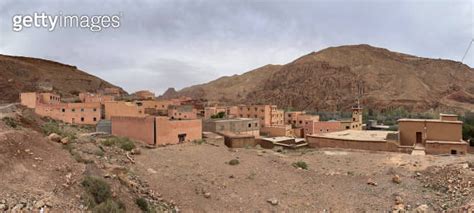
<box><xmin>101</xmin><ymin>136</ymin><xmax>136</xmax><ymax>151</ymax></box>
<box><xmin>228</xmin><ymin>159</ymin><xmax>240</xmax><ymax>166</ymax></box>
<box><xmin>41</xmin><ymin>120</ymin><xmax>77</xmax><ymax>140</ymax></box>
<box><xmin>81</xmin><ymin>176</ymin><xmax>125</xmax><ymax>212</ymax></box>
<box><xmin>2</xmin><ymin>117</ymin><xmax>18</xmax><ymax>128</ymax></box>
<box><xmin>292</xmin><ymin>161</ymin><xmax>308</xmax><ymax>170</ymax></box>
<box><xmin>193</xmin><ymin>139</ymin><xmax>206</xmax><ymax>145</ymax></box>
<box><xmin>135</xmin><ymin>197</ymin><xmax>152</xmax><ymax>212</ymax></box>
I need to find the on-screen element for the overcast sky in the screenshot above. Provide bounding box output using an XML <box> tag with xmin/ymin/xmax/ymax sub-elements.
<box><xmin>0</xmin><ymin>0</ymin><xmax>473</xmax><ymax>95</ymax></box>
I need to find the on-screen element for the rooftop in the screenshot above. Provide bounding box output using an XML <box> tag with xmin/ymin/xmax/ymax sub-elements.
<box><xmin>309</xmin><ymin>130</ymin><xmax>397</xmax><ymax>142</ymax></box>
<box><xmin>397</xmin><ymin>118</ymin><xmax>462</xmax><ymax>124</ymax></box>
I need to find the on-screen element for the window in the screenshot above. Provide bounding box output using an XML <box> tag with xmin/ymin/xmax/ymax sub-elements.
<box><xmin>62</xmin><ymin>108</ymin><xmax>65</xmax><ymax>112</ymax></box>
<box><xmin>81</xmin><ymin>108</ymin><xmax>84</xmax><ymax>112</ymax></box>
<box><xmin>299</xmin><ymin>121</ymin><xmax>302</xmax><ymax>124</ymax></box>
<box><xmin>248</xmin><ymin>123</ymin><xmax>251</xmax><ymax>128</ymax></box>
<box><xmin>326</xmin><ymin>129</ymin><xmax>329</xmax><ymax>132</ymax></box>
<box><xmin>255</xmin><ymin>123</ymin><xmax>258</xmax><ymax>127</ymax></box>
<box><xmin>81</xmin><ymin>117</ymin><xmax>84</xmax><ymax>122</ymax></box>
<box><xmin>93</xmin><ymin>117</ymin><xmax>97</xmax><ymax>121</ymax></box>
<box><xmin>72</xmin><ymin>108</ymin><xmax>75</xmax><ymax>112</ymax></box>
<box><xmin>93</xmin><ymin>108</ymin><xmax>97</xmax><ymax>112</ymax></box>
<box><xmin>254</xmin><ymin>115</ymin><xmax>257</xmax><ymax>118</ymax></box>
<box><xmin>254</xmin><ymin>107</ymin><xmax>257</xmax><ymax>111</ymax></box>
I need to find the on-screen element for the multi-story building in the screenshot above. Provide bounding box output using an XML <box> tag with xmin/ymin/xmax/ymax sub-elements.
<box><xmin>168</xmin><ymin>105</ymin><xmax>198</xmax><ymax>120</ymax></box>
<box><xmin>20</xmin><ymin>92</ymin><xmax>101</xmax><ymax>125</ymax></box>
<box><xmin>203</xmin><ymin>118</ymin><xmax>260</xmax><ymax>137</ymax></box>
<box><xmin>231</xmin><ymin>104</ymin><xmax>284</xmax><ymax>127</ymax></box>
<box><xmin>133</xmin><ymin>90</ymin><xmax>155</xmax><ymax>100</ymax></box>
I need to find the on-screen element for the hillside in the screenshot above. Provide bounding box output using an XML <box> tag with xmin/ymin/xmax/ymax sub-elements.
<box><xmin>163</xmin><ymin>44</ymin><xmax>474</xmax><ymax>112</ymax></box>
<box><xmin>0</xmin><ymin>54</ymin><xmax>125</xmax><ymax>103</ymax></box>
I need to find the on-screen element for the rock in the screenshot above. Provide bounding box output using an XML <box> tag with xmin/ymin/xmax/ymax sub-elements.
<box><xmin>367</xmin><ymin>178</ymin><xmax>378</xmax><ymax>186</ymax></box>
<box><xmin>34</xmin><ymin>200</ymin><xmax>45</xmax><ymax>209</ymax></box>
<box><xmin>267</xmin><ymin>198</ymin><xmax>279</xmax><ymax>205</ymax></box>
<box><xmin>147</xmin><ymin>168</ymin><xmax>157</xmax><ymax>174</ymax></box>
<box><xmin>204</xmin><ymin>192</ymin><xmax>211</xmax><ymax>198</ymax></box>
<box><xmin>12</xmin><ymin>203</ymin><xmax>24</xmax><ymax>211</ymax></box>
<box><xmin>413</xmin><ymin>204</ymin><xmax>428</xmax><ymax>213</ymax></box>
<box><xmin>60</xmin><ymin>137</ymin><xmax>69</xmax><ymax>144</ymax></box>
<box><xmin>394</xmin><ymin>196</ymin><xmax>403</xmax><ymax>205</ymax></box>
<box><xmin>0</xmin><ymin>203</ymin><xmax>7</xmax><ymax>210</ymax></box>
<box><xmin>392</xmin><ymin>203</ymin><xmax>405</xmax><ymax>212</ymax></box>
<box><xmin>48</xmin><ymin>133</ymin><xmax>61</xmax><ymax>142</ymax></box>
<box><xmin>392</xmin><ymin>175</ymin><xmax>401</xmax><ymax>184</ymax></box>
<box><xmin>131</xmin><ymin>148</ymin><xmax>141</xmax><ymax>155</ymax></box>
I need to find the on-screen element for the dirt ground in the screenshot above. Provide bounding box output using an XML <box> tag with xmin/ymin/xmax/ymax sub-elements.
<box><xmin>132</xmin><ymin>139</ymin><xmax>474</xmax><ymax>212</ymax></box>
<box><xmin>1</xmin><ymin>105</ymin><xmax>473</xmax><ymax>212</ymax></box>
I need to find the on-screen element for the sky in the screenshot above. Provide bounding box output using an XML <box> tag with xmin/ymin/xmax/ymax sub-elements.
<box><xmin>0</xmin><ymin>0</ymin><xmax>473</xmax><ymax>95</ymax></box>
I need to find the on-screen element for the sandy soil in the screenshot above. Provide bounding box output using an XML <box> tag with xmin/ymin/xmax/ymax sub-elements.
<box><xmin>132</xmin><ymin>139</ymin><xmax>474</xmax><ymax>212</ymax></box>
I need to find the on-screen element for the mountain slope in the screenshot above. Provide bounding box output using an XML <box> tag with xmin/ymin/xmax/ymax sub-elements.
<box><xmin>0</xmin><ymin>54</ymin><xmax>125</xmax><ymax>103</ymax></box>
<box><xmin>164</xmin><ymin>44</ymin><xmax>474</xmax><ymax>112</ymax></box>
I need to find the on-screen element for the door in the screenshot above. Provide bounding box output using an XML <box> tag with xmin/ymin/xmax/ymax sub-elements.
<box><xmin>416</xmin><ymin>132</ymin><xmax>422</xmax><ymax>144</ymax></box>
<box><xmin>178</xmin><ymin>133</ymin><xmax>187</xmax><ymax>143</ymax></box>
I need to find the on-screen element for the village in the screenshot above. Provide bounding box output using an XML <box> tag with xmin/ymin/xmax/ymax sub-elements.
<box><xmin>20</xmin><ymin>88</ymin><xmax>469</xmax><ymax>156</ymax></box>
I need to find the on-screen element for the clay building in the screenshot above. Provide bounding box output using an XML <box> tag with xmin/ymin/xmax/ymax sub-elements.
<box><xmin>111</xmin><ymin>116</ymin><xmax>202</xmax><ymax>146</ymax></box>
<box><xmin>103</xmin><ymin>100</ymin><xmax>174</xmax><ymax>119</ymax></box>
<box><xmin>231</xmin><ymin>104</ymin><xmax>284</xmax><ymax>127</ymax></box>
<box><xmin>79</xmin><ymin>92</ymin><xmax>115</xmax><ymax>103</ymax></box>
<box><xmin>20</xmin><ymin>92</ymin><xmax>60</xmax><ymax>109</ymax></box>
<box><xmin>99</xmin><ymin>87</ymin><xmax>122</xmax><ymax>97</ymax></box>
<box><xmin>20</xmin><ymin>92</ymin><xmax>101</xmax><ymax>125</ymax></box>
<box><xmin>304</xmin><ymin>120</ymin><xmax>342</xmax><ymax>135</ymax></box>
<box><xmin>398</xmin><ymin>114</ymin><xmax>468</xmax><ymax>155</ymax></box>
<box><xmin>204</xmin><ymin>106</ymin><xmax>228</xmax><ymax>119</ymax></box>
<box><xmin>168</xmin><ymin>105</ymin><xmax>197</xmax><ymax>120</ymax></box>
<box><xmin>340</xmin><ymin>106</ymin><xmax>363</xmax><ymax>130</ymax></box>
<box><xmin>133</xmin><ymin>90</ymin><xmax>155</xmax><ymax>100</ymax></box>
<box><xmin>307</xmin><ymin>113</ymin><xmax>468</xmax><ymax>155</ymax></box>
<box><xmin>203</xmin><ymin>118</ymin><xmax>260</xmax><ymax>137</ymax></box>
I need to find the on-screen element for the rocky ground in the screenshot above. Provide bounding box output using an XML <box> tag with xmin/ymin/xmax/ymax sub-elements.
<box><xmin>0</xmin><ymin>104</ymin><xmax>473</xmax><ymax>212</ymax></box>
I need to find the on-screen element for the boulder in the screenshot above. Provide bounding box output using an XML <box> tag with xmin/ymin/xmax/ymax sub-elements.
<box><xmin>60</xmin><ymin>137</ymin><xmax>69</xmax><ymax>144</ymax></box>
<box><xmin>48</xmin><ymin>133</ymin><xmax>61</xmax><ymax>142</ymax></box>
<box><xmin>267</xmin><ymin>198</ymin><xmax>279</xmax><ymax>205</ymax></box>
<box><xmin>392</xmin><ymin>175</ymin><xmax>401</xmax><ymax>184</ymax></box>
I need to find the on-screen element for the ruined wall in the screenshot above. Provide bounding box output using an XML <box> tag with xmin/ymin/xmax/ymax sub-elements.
<box><xmin>307</xmin><ymin>136</ymin><xmax>402</xmax><ymax>153</ymax></box>
<box><xmin>111</xmin><ymin>116</ymin><xmax>155</xmax><ymax>145</ymax></box>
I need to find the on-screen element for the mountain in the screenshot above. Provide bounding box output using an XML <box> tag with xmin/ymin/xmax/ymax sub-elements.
<box><xmin>0</xmin><ymin>54</ymin><xmax>125</xmax><ymax>103</ymax></box>
<box><xmin>162</xmin><ymin>44</ymin><xmax>474</xmax><ymax>112</ymax></box>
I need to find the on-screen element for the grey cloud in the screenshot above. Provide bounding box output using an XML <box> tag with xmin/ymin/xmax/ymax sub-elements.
<box><xmin>0</xmin><ymin>0</ymin><xmax>473</xmax><ymax>94</ymax></box>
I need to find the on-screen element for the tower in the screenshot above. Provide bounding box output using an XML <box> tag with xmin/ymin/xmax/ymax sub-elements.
<box><xmin>351</xmin><ymin>99</ymin><xmax>363</xmax><ymax>130</ymax></box>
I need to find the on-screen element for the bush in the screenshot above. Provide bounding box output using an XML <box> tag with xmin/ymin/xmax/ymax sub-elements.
<box><xmin>210</xmin><ymin>111</ymin><xmax>226</xmax><ymax>119</ymax></box>
<box><xmin>292</xmin><ymin>161</ymin><xmax>308</xmax><ymax>170</ymax></box>
<box><xmin>135</xmin><ymin>197</ymin><xmax>149</xmax><ymax>212</ymax></box>
<box><xmin>81</xmin><ymin>176</ymin><xmax>111</xmax><ymax>204</ymax></box>
<box><xmin>2</xmin><ymin>117</ymin><xmax>18</xmax><ymax>128</ymax></box>
<box><xmin>193</xmin><ymin>139</ymin><xmax>206</xmax><ymax>145</ymax></box>
<box><xmin>92</xmin><ymin>199</ymin><xmax>125</xmax><ymax>213</ymax></box>
<box><xmin>102</xmin><ymin>137</ymin><xmax>135</xmax><ymax>151</ymax></box>
<box><xmin>41</xmin><ymin>121</ymin><xmax>61</xmax><ymax>135</ymax></box>
<box><xmin>228</xmin><ymin>159</ymin><xmax>240</xmax><ymax>165</ymax></box>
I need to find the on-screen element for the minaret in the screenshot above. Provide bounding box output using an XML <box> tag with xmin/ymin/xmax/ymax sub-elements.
<box><xmin>351</xmin><ymin>98</ymin><xmax>363</xmax><ymax>130</ymax></box>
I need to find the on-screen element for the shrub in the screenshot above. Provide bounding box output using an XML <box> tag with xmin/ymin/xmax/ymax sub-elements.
<box><xmin>292</xmin><ymin>161</ymin><xmax>308</xmax><ymax>170</ymax></box>
<box><xmin>81</xmin><ymin>176</ymin><xmax>111</xmax><ymax>204</ymax></box>
<box><xmin>41</xmin><ymin>121</ymin><xmax>61</xmax><ymax>135</ymax></box>
<box><xmin>228</xmin><ymin>159</ymin><xmax>240</xmax><ymax>165</ymax></box>
<box><xmin>193</xmin><ymin>139</ymin><xmax>206</xmax><ymax>145</ymax></box>
<box><xmin>92</xmin><ymin>199</ymin><xmax>125</xmax><ymax>213</ymax></box>
<box><xmin>102</xmin><ymin>137</ymin><xmax>135</xmax><ymax>151</ymax></box>
<box><xmin>135</xmin><ymin>197</ymin><xmax>149</xmax><ymax>212</ymax></box>
<box><xmin>2</xmin><ymin>117</ymin><xmax>18</xmax><ymax>128</ymax></box>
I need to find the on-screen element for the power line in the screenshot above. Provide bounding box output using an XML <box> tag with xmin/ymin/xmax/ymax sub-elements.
<box><xmin>462</xmin><ymin>39</ymin><xmax>474</xmax><ymax>63</ymax></box>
